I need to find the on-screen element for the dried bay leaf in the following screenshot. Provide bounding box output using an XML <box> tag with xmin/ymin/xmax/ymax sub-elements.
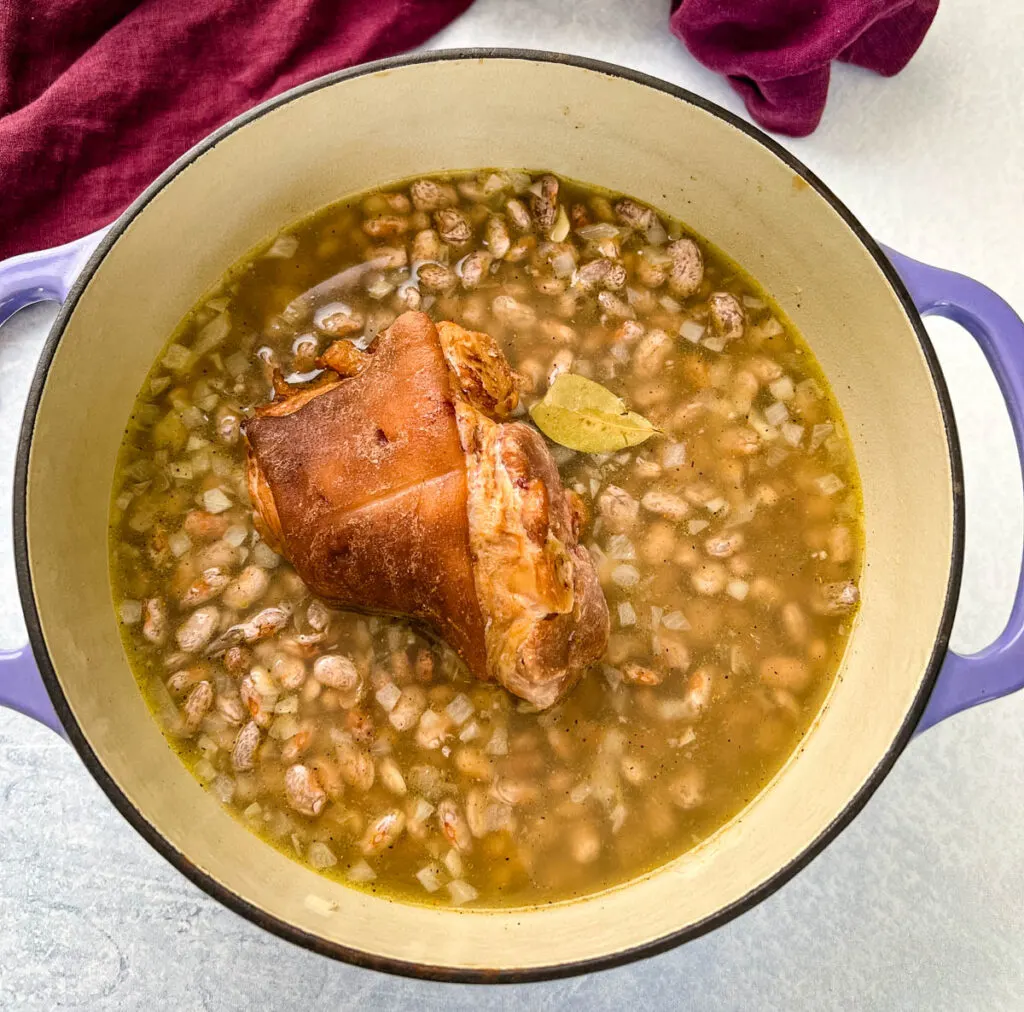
<box><xmin>529</xmin><ymin>374</ymin><xmax>658</xmax><ymax>453</ymax></box>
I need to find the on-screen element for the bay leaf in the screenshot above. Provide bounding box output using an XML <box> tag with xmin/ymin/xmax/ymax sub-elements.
<box><xmin>529</xmin><ymin>374</ymin><xmax>658</xmax><ymax>453</ymax></box>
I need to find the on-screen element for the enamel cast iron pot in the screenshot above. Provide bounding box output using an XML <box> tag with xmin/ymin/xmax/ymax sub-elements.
<box><xmin>2</xmin><ymin>51</ymin><xmax>1024</xmax><ymax>982</ymax></box>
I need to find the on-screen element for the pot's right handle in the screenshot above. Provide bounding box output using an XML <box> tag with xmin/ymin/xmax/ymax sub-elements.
<box><xmin>885</xmin><ymin>246</ymin><xmax>1024</xmax><ymax>733</ymax></box>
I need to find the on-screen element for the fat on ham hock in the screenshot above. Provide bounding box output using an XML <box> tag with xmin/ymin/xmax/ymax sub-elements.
<box><xmin>243</xmin><ymin>311</ymin><xmax>609</xmax><ymax>708</ymax></box>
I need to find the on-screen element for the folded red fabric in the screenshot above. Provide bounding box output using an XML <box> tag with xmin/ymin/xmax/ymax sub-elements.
<box><xmin>0</xmin><ymin>0</ymin><xmax>472</xmax><ymax>259</ymax></box>
<box><xmin>671</xmin><ymin>0</ymin><xmax>939</xmax><ymax>137</ymax></box>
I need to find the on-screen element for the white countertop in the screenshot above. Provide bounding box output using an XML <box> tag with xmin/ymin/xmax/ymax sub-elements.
<box><xmin>2</xmin><ymin>1</ymin><xmax>1023</xmax><ymax>1008</ymax></box>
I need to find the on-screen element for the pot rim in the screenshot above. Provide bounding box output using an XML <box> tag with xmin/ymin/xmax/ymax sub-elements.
<box><xmin>12</xmin><ymin>47</ymin><xmax>965</xmax><ymax>984</ymax></box>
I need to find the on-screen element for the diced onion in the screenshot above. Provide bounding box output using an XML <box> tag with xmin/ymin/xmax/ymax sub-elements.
<box><xmin>268</xmin><ymin>715</ymin><xmax>299</xmax><ymax>740</ymax></box>
<box><xmin>763</xmin><ymin>401</ymin><xmax>789</xmax><ymax>427</ymax></box>
<box><xmin>203</xmin><ymin>488</ymin><xmax>232</xmax><ymax>514</ymax></box>
<box><xmin>550</xmin><ymin>249</ymin><xmax>575</xmax><ymax>278</ymax></box>
<box><xmin>659</xmin><ymin>295</ymin><xmax>682</xmax><ymax>313</ymax></box>
<box><xmin>611</xmin><ymin>564</ymin><xmax>640</xmax><ymax>588</ymax></box>
<box><xmin>180</xmin><ymin>406</ymin><xmax>205</xmax><ymax>430</ymax></box>
<box><xmin>727</xmin><ymin>580</ymin><xmax>750</xmax><ymax>601</ymax></box>
<box><xmin>810</xmin><ymin>422</ymin><xmax>834</xmax><ymax>450</ymax></box>
<box><xmin>447</xmin><ymin>880</ymin><xmax>479</xmax><ymax>906</ymax></box>
<box><xmin>679</xmin><ymin>319</ymin><xmax>705</xmax><ymax>344</ymax></box>
<box><xmin>607</xmin><ymin>534</ymin><xmax>636</xmax><ymax>561</ymax></box>
<box><xmin>662</xmin><ymin>442</ymin><xmax>687</xmax><ymax>468</ymax></box>
<box><xmin>444</xmin><ymin>848</ymin><xmax>465</xmax><ymax>878</ymax></box>
<box><xmin>252</xmin><ymin>542</ymin><xmax>280</xmax><ymax>568</ymax></box>
<box><xmin>576</xmin><ymin>222</ymin><xmax>622</xmax><ymax>242</ymax></box>
<box><xmin>194</xmin><ymin>759</ymin><xmax>216</xmax><ymax>781</ymax></box>
<box><xmin>569</xmin><ymin>781</ymin><xmax>592</xmax><ymax>803</ymax></box>
<box><xmin>704</xmin><ymin>497</ymin><xmax>728</xmax><ymax>515</ymax></box>
<box><xmin>193</xmin><ymin>313</ymin><xmax>231</xmax><ymax>357</ymax></box>
<box><xmin>162</xmin><ymin>344</ymin><xmax>191</xmax><ymax>371</ymax></box>
<box><xmin>742</xmin><ymin>295</ymin><xmax>766</xmax><ymax>310</ymax></box>
<box><xmin>225</xmin><ymin>351</ymin><xmax>249</xmax><ymax>377</ymax></box>
<box><xmin>223</xmin><ymin>524</ymin><xmax>248</xmax><ymax>547</ymax></box>
<box><xmin>411</xmin><ymin>797</ymin><xmax>435</xmax><ymax>824</ymax></box>
<box><xmin>645</xmin><ymin>219</ymin><xmax>668</xmax><ymax>245</ymax></box>
<box><xmin>347</xmin><ymin>860</ymin><xmax>377</xmax><ymax>883</ymax></box>
<box><xmin>781</xmin><ymin>423</ymin><xmax>805</xmax><ymax>448</ymax></box>
<box><xmin>375</xmin><ymin>682</ymin><xmax>401</xmax><ymax>713</ymax></box>
<box><xmin>212</xmin><ymin>776</ymin><xmax>235</xmax><ymax>804</ymax></box>
<box><xmin>119</xmin><ymin>600</ymin><xmax>142</xmax><ymax>625</ymax></box>
<box><xmin>769</xmin><ymin>376</ymin><xmax>795</xmax><ymax>401</ymax></box>
<box><xmin>815</xmin><ymin>473</ymin><xmax>845</xmax><ymax>496</ymax></box>
<box><xmin>686</xmin><ymin>519</ymin><xmax>709</xmax><ymax>535</ymax></box>
<box><xmin>485</xmin><ymin>725</ymin><xmax>509</xmax><ymax>756</ymax></box>
<box><xmin>618</xmin><ymin>602</ymin><xmax>637</xmax><ymax>627</ymax></box>
<box><xmin>458</xmin><ymin>720</ymin><xmax>480</xmax><ymax>742</ymax></box>
<box><xmin>658</xmin><ymin>699</ymin><xmax>693</xmax><ymax>721</ymax></box>
<box><xmin>265</xmin><ymin>234</ymin><xmax>299</xmax><ymax>259</ymax></box>
<box><xmin>662</xmin><ymin>610</ymin><xmax>689</xmax><ymax>631</ymax></box>
<box><xmin>308</xmin><ymin>842</ymin><xmax>338</xmax><ymax>869</ymax></box>
<box><xmin>703</xmin><ymin>336</ymin><xmax>727</xmax><ymax>353</ymax></box>
<box><xmin>416</xmin><ymin>864</ymin><xmax>445</xmax><ymax>893</ymax></box>
<box><xmin>445</xmin><ymin>694</ymin><xmax>474</xmax><ymax>726</ymax></box>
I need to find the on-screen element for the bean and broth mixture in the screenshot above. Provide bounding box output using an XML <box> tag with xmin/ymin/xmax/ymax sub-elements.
<box><xmin>110</xmin><ymin>170</ymin><xmax>862</xmax><ymax>908</ymax></box>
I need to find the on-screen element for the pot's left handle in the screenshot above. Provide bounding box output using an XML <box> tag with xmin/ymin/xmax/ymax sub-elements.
<box><xmin>0</xmin><ymin>648</ymin><xmax>66</xmax><ymax>739</ymax></box>
<box><xmin>885</xmin><ymin>246</ymin><xmax>1024</xmax><ymax>733</ymax></box>
<box><xmin>0</xmin><ymin>227</ymin><xmax>108</xmax><ymax>329</ymax></box>
<box><xmin>0</xmin><ymin>228</ymin><xmax>107</xmax><ymax>738</ymax></box>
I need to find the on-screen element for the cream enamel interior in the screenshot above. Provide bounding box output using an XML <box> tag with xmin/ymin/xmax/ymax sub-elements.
<box><xmin>23</xmin><ymin>57</ymin><xmax>954</xmax><ymax>974</ymax></box>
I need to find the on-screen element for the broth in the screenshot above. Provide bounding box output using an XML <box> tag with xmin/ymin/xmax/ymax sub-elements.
<box><xmin>109</xmin><ymin>170</ymin><xmax>862</xmax><ymax>907</ymax></box>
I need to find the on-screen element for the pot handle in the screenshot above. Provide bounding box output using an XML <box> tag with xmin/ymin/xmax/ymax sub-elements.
<box><xmin>0</xmin><ymin>647</ymin><xmax>67</xmax><ymax>739</ymax></box>
<box><xmin>885</xmin><ymin>246</ymin><xmax>1024</xmax><ymax>732</ymax></box>
<box><xmin>0</xmin><ymin>227</ymin><xmax>108</xmax><ymax>329</ymax></box>
<box><xmin>0</xmin><ymin>229</ymin><xmax>108</xmax><ymax>738</ymax></box>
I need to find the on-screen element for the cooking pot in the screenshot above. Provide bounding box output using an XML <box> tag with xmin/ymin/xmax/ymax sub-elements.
<box><xmin>1</xmin><ymin>50</ymin><xmax>1023</xmax><ymax>982</ymax></box>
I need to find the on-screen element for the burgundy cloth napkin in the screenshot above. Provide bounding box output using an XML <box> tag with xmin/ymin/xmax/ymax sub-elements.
<box><xmin>671</xmin><ymin>0</ymin><xmax>939</xmax><ymax>137</ymax></box>
<box><xmin>0</xmin><ymin>0</ymin><xmax>472</xmax><ymax>259</ymax></box>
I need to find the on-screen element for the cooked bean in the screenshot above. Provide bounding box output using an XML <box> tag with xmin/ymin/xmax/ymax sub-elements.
<box><xmin>437</xmin><ymin>798</ymin><xmax>473</xmax><ymax>852</ymax></box>
<box><xmin>176</xmin><ymin>606</ymin><xmax>220</xmax><ymax>653</ymax></box>
<box><xmin>411</xmin><ymin>228</ymin><xmax>443</xmax><ymax>262</ymax></box>
<box><xmin>232</xmin><ymin>720</ymin><xmax>261</xmax><ymax>771</ymax></box>
<box><xmin>361</xmin><ymin>809</ymin><xmax>406</xmax><ymax>854</ymax></box>
<box><xmin>222</xmin><ymin>566</ymin><xmax>269</xmax><ymax>610</ymax></box>
<box><xmin>460</xmin><ymin>250</ymin><xmax>492</xmax><ymax>289</ymax></box>
<box><xmin>434</xmin><ymin>208</ymin><xmax>472</xmax><ymax>247</ymax></box>
<box><xmin>530</xmin><ymin>174</ymin><xmax>559</xmax><ymax>232</ymax></box>
<box><xmin>142</xmin><ymin>598</ymin><xmax>168</xmax><ymax>645</ymax></box>
<box><xmin>410</xmin><ymin>179</ymin><xmax>457</xmax><ymax>211</ymax></box>
<box><xmin>709</xmin><ymin>292</ymin><xmax>745</xmax><ymax>341</ymax></box>
<box><xmin>285</xmin><ymin>764</ymin><xmax>327</xmax><ymax>817</ymax></box>
<box><xmin>182</xmin><ymin>680</ymin><xmax>213</xmax><ymax>733</ymax></box>
<box><xmin>759</xmin><ymin>655</ymin><xmax>812</xmax><ymax>692</ymax></box>
<box><xmin>389</xmin><ymin>685</ymin><xmax>427</xmax><ymax>732</ymax></box>
<box><xmin>418</xmin><ymin>263</ymin><xmax>457</xmax><ymax>293</ymax></box>
<box><xmin>812</xmin><ymin>580</ymin><xmax>859</xmax><ymax>615</ymax></box>
<box><xmin>666</xmin><ymin>238</ymin><xmax>703</xmax><ymax>297</ymax></box>
<box><xmin>641</xmin><ymin>491</ymin><xmax>689</xmax><ymax>521</ymax></box>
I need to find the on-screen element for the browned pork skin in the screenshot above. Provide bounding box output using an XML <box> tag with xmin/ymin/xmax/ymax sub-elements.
<box><xmin>243</xmin><ymin>312</ymin><xmax>609</xmax><ymax>708</ymax></box>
